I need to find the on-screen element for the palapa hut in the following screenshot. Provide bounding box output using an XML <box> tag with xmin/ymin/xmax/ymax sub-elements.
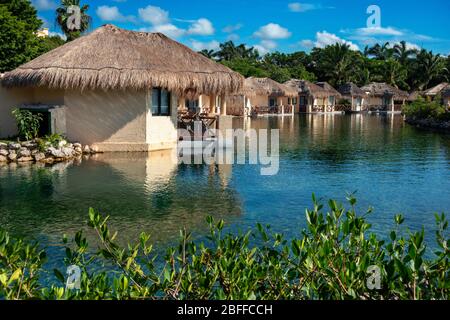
<box><xmin>315</xmin><ymin>82</ymin><xmax>341</xmax><ymax>112</ymax></box>
<box><xmin>284</xmin><ymin>79</ymin><xmax>334</xmax><ymax>113</ymax></box>
<box><xmin>242</xmin><ymin>77</ymin><xmax>298</xmax><ymax>115</ymax></box>
<box><xmin>360</xmin><ymin>82</ymin><xmax>408</xmax><ymax>112</ymax></box>
<box><xmin>0</xmin><ymin>24</ymin><xmax>243</xmax><ymax>151</ymax></box>
<box><xmin>423</xmin><ymin>83</ymin><xmax>450</xmax><ymax>105</ymax></box>
<box><xmin>424</xmin><ymin>82</ymin><xmax>449</xmax><ymax>97</ymax></box>
<box><xmin>337</xmin><ymin>82</ymin><xmax>367</xmax><ymax>112</ymax></box>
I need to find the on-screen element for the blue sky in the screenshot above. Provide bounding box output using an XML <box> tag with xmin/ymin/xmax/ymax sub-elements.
<box><xmin>33</xmin><ymin>0</ymin><xmax>450</xmax><ymax>55</ymax></box>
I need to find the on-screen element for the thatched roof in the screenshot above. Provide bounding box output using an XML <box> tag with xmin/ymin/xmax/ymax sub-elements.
<box><xmin>407</xmin><ymin>91</ymin><xmax>422</xmax><ymax>101</ymax></box>
<box><xmin>1</xmin><ymin>24</ymin><xmax>243</xmax><ymax>96</ymax></box>
<box><xmin>284</xmin><ymin>79</ymin><xmax>330</xmax><ymax>98</ymax></box>
<box><xmin>244</xmin><ymin>77</ymin><xmax>297</xmax><ymax>97</ymax></box>
<box><xmin>424</xmin><ymin>83</ymin><xmax>450</xmax><ymax>96</ymax></box>
<box><xmin>338</xmin><ymin>82</ymin><xmax>365</xmax><ymax>97</ymax></box>
<box><xmin>315</xmin><ymin>82</ymin><xmax>341</xmax><ymax>97</ymax></box>
<box><xmin>360</xmin><ymin>82</ymin><xmax>408</xmax><ymax>100</ymax></box>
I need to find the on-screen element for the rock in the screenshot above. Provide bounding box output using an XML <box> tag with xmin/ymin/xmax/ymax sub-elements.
<box><xmin>66</xmin><ymin>143</ymin><xmax>73</xmax><ymax>149</ymax></box>
<box><xmin>17</xmin><ymin>156</ymin><xmax>33</xmax><ymax>162</ymax></box>
<box><xmin>47</xmin><ymin>147</ymin><xmax>66</xmax><ymax>158</ymax></box>
<box><xmin>0</xmin><ymin>142</ymin><xmax>7</xmax><ymax>149</ymax></box>
<box><xmin>18</xmin><ymin>148</ymin><xmax>31</xmax><ymax>157</ymax></box>
<box><xmin>83</xmin><ymin>145</ymin><xmax>91</xmax><ymax>154</ymax></box>
<box><xmin>0</xmin><ymin>149</ymin><xmax>8</xmax><ymax>156</ymax></box>
<box><xmin>8</xmin><ymin>143</ymin><xmax>21</xmax><ymax>150</ymax></box>
<box><xmin>8</xmin><ymin>153</ymin><xmax>17</xmax><ymax>161</ymax></box>
<box><xmin>21</xmin><ymin>141</ymin><xmax>37</xmax><ymax>148</ymax></box>
<box><xmin>73</xmin><ymin>143</ymin><xmax>82</xmax><ymax>148</ymax></box>
<box><xmin>42</xmin><ymin>157</ymin><xmax>54</xmax><ymax>164</ymax></box>
<box><xmin>0</xmin><ymin>155</ymin><xmax>7</xmax><ymax>162</ymax></box>
<box><xmin>61</xmin><ymin>147</ymin><xmax>74</xmax><ymax>157</ymax></box>
<box><xmin>58</xmin><ymin>140</ymin><xmax>68</xmax><ymax>148</ymax></box>
<box><xmin>34</xmin><ymin>153</ymin><xmax>45</xmax><ymax>162</ymax></box>
<box><xmin>74</xmin><ymin>147</ymin><xmax>82</xmax><ymax>154</ymax></box>
<box><xmin>31</xmin><ymin>149</ymin><xmax>39</xmax><ymax>156</ymax></box>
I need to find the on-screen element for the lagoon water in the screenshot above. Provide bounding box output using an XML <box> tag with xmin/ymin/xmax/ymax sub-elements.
<box><xmin>1</xmin><ymin>114</ymin><xmax>449</xmax><ymax>265</ymax></box>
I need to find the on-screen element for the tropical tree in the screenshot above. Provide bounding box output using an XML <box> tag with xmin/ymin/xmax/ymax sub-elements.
<box><xmin>412</xmin><ymin>50</ymin><xmax>447</xmax><ymax>90</ymax></box>
<box><xmin>0</xmin><ymin>1</ymin><xmax>44</xmax><ymax>72</ymax></box>
<box><xmin>56</xmin><ymin>0</ymin><xmax>91</xmax><ymax>41</ymax></box>
<box><xmin>393</xmin><ymin>41</ymin><xmax>417</xmax><ymax>65</ymax></box>
<box><xmin>199</xmin><ymin>49</ymin><xmax>216</xmax><ymax>59</ymax></box>
<box><xmin>311</xmin><ymin>43</ymin><xmax>363</xmax><ymax>87</ymax></box>
<box><xmin>380</xmin><ymin>59</ymin><xmax>408</xmax><ymax>89</ymax></box>
<box><xmin>368</xmin><ymin>42</ymin><xmax>394</xmax><ymax>60</ymax></box>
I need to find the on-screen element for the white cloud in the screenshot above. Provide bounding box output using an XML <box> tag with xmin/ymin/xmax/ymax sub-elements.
<box><xmin>147</xmin><ymin>24</ymin><xmax>186</xmax><ymax>38</ymax></box>
<box><xmin>311</xmin><ymin>31</ymin><xmax>360</xmax><ymax>50</ymax></box>
<box><xmin>260</xmin><ymin>40</ymin><xmax>277</xmax><ymax>50</ymax></box>
<box><xmin>96</xmin><ymin>6</ymin><xmax>135</xmax><ymax>23</ymax></box>
<box><xmin>288</xmin><ymin>2</ymin><xmax>334</xmax><ymax>12</ymax></box>
<box><xmin>191</xmin><ymin>40</ymin><xmax>220</xmax><ymax>51</ymax></box>
<box><xmin>187</xmin><ymin>18</ymin><xmax>215</xmax><ymax>36</ymax></box>
<box><xmin>223</xmin><ymin>24</ymin><xmax>243</xmax><ymax>33</ymax></box>
<box><xmin>355</xmin><ymin>27</ymin><xmax>403</xmax><ymax>36</ymax></box>
<box><xmin>138</xmin><ymin>5</ymin><xmax>169</xmax><ymax>26</ymax></box>
<box><xmin>253</xmin><ymin>45</ymin><xmax>269</xmax><ymax>55</ymax></box>
<box><xmin>299</xmin><ymin>39</ymin><xmax>314</xmax><ymax>48</ymax></box>
<box><xmin>33</xmin><ymin>0</ymin><xmax>57</xmax><ymax>11</ymax></box>
<box><xmin>254</xmin><ymin>23</ymin><xmax>291</xmax><ymax>40</ymax></box>
<box><xmin>226</xmin><ymin>33</ymin><xmax>240</xmax><ymax>41</ymax></box>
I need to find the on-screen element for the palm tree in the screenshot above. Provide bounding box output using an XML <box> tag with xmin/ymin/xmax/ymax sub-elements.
<box><xmin>368</xmin><ymin>42</ymin><xmax>394</xmax><ymax>60</ymax></box>
<box><xmin>215</xmin><ymin>41</ymin><xmax>238</xmax><ymax>61</ymax></box>
<box><xmin>56</xmin><ymin>0</ymin><xmax>91</xmax><ymax>41</ymax></box>
<box><xmin>312</xmin><ymin>43</ymin><xmax>362</xmax><ymax>87</ymax></box>
<box><xmin>413</xmin><ymin>50</ymin><xmax>447</xmax><ymax>90</ymax></box>
<box><xmin>381</xmin><ymin>59</ymin><xmax>408</xmax><ymax>89</ymax></box>
<box><xmin>393</xmin><ymin>41</ymin><xmax>417</xmax><ymax>65</ymax></box>
<box><xmin>199</xmin><ymin>49</ymin><xmax>216</xmax><ymax>59</ymax></box>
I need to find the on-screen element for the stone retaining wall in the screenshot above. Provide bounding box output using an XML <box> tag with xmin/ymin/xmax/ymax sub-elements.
<box><xmin>0</xmin><ymin>140</ymin><xmax>97</xmax><ymax>164</ymax></box>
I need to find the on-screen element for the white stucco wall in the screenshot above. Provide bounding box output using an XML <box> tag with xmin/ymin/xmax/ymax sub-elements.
<box><xmin>0</xmin><ymin>86</ymin><xmax>64</xmax><ymax>138</ymax></box>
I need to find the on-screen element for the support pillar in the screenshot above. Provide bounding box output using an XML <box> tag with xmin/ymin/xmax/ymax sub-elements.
<box><xmin>220</xmin><ymin>94</ymin><xmax>227</xmax><ymax>115</ymax></box>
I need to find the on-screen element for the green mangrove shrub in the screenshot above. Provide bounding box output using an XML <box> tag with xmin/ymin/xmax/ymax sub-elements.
<box><xmin>11</xmin><ymin>108</ymin><xmax>43</xmax><ymax>140</ymax></box>
<box><xmin>403</xmin><ymin>97</ymin><xmax>450</xmax><ymax>121</ymax></box>
<box><xmin>0</xmin><ymin>196</ymin><xmax>448</xmax><ymax>300</ymax></box>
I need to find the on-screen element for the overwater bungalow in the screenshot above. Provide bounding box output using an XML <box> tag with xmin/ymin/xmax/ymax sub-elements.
<box><xmin>0</xmin><ymin>24</ymin><xmax>243</xmax><ymax>151</ymax></box>
<box><xmin>241</xmin><ymin>77</ymin><xmax>297</xmax><ymax>115</ymax></box>
<box><xmin>284</xmin><ymin>79</ymin><xmax>338</xmax><ymax>113</ymax></box>
<box><xmin>315</xmin><ymin>82</ymin><xmax>341</xmax><ymax>112</ymax></box>
<box><xmin>337</xmin><ymin>82</ymin><xmax>367</xmax><ymax>112</ymax></box>
<box><xmin>360</xmin><ymin>82</ymin><xmax>409</xmax><ymax>113</ymax></box>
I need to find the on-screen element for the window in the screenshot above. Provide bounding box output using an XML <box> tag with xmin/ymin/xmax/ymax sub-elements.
<box><xmin>151</xmin><ymin>88</ymin><xmax>171</xmax><ymax>116</ymax></box>
<box><xmin>299</xmin><ymin>96</ymin><xmax>306</xmax><ymax>106</ymax></box>
<box><xmin>269</xmin><ymin>98</ymin><xmax>276</xmax><ymax>107</ymax></box>
<box><xmin>288</xmin><ymin>98</ymin><xmax>291</xmax><ymax>105</ymax></box>
<box><xmin>293</xmin><ymin>97</ymin><xmax>298</xmax><ymax>105</ymax></box>
<box><xmin>329</xmin><ymin>96</ymin><xmax>335</xmax><ymax>105</ymax></box>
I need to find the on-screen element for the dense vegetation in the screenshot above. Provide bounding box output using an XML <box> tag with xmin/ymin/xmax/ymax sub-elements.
<box><xmin>403</xmin><ymin>97</ymin><xmax>450</xmax><ymax>122</ymax></box>
<box><xmin>0</xmin><ymin>0</ymin><xmax>65</xmax><ymax>72</ymax></box>
<box><xmin>0</xmin><ymin>196</ymin><xmax>448</xmax><ymax>300</ymax></box>
<box><xmin>200</xmin><ymin>41</ymin><xmax>450</xmax><ymax>92</ymax></box>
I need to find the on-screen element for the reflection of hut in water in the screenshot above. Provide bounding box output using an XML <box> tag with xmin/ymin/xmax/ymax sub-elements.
<box><xmin>1</xmin><ymin>151</ymin><xmax>242</xmax><ymax>246</ymax></box>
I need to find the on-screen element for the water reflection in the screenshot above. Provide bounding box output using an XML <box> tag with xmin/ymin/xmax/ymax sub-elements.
<box><xmin>0</xmin><ymin>114</ymin><xmax>449</xmax><ymax>254</ymax></box>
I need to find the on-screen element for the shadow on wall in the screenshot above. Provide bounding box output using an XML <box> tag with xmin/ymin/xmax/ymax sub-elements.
<box><xmin>65</xmin><ymin>89</ymin><xmax>148</xmax><ymax>145</ymax></box>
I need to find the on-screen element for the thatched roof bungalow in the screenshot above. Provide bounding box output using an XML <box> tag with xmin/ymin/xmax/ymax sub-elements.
<box><xmin>424</xmin><ymin>83</ymin><xmax>449</xmax><ymax>97</ymax></box>
<box><xmin>360</xmin><ymin>82</ymin><xmax>408</xmax><ymax>112</ymax></box>
<box><xmin>0</xmin><ymin>24</ymin><xmax>243</xmax><ymax>151</ymax></box>
<box><xmin>284</xmin><ymin>79</ymin><xmax>340</xmax><ymax>113</ymax></box>
<box><xmin>337</xmin><ymin>82</ymin><xmax>367</xmax><ymax>112</ymax></box>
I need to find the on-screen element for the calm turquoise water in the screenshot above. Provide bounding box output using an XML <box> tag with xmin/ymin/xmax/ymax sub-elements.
<box><xmin>1</xmin><ymin>114</ymin><xmax>449</xmax><ymax>266</ymax></box>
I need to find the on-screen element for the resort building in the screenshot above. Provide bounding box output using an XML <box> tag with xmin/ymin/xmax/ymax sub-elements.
<box><xmin>442</xmin><ymin>87</ymin><xmax>450</xmax><ymax>107</ymax></box>
<box><xmin>242</xmin><ymin>77</ymin><xmax>298</xmax><ymax>115</ymax></box>
<box><xmin>337</xmin><ymin>82</ymin><xmax>367</xmax><ymax>112</ymax></box>
<box><xmin>0</xmin><ymin>24</ymin><xmax>243</xmax><ymax>151</ymax></box>
<box><xmin>360</xmin><ymin>82</ymin><xmax>409</xmax><ymax>112</ymax></box>
<box><xmin>284</xmin><ymin>79</ymin><xmax>339</xmax><ymax>113</ymax></box>
<box><xmin>423</xmin><ymin>83</ymin><xmax>450</xmax><ymax>103</ymax></box>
